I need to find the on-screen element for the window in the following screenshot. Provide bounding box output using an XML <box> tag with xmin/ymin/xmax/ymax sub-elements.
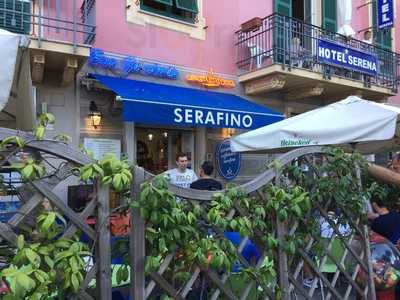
<box><xmin>140</xmin><ymin>0</ymin><xmax>198</xmax><ymax>24</ymax></box>
<box><xmin>372</xmin><ymin>0</ymin><xmax>392</xmax><ymax>50</ymax></box>
<box><xmin>0</xmin><ymin>0</ymin><xmax>31</xmax><ymax>35</ymax></box>
<box><xmin>322</xmin><ymin>0</ymin><xmax>337</xmax><ymax>33</ymax></box>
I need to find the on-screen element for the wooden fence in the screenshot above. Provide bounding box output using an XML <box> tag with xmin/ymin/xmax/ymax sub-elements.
<box><xmin>0</xmin><ymin>128</ymin><xmax>376</xmax><ymax>300</ymax></box>
<box><xmin>131</xmin><ymin>146</ymin><xmax>377</xmax><ymax>300</ymax></box>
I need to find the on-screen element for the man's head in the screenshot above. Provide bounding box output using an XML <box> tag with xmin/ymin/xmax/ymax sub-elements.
<box><xmin>389</xmin><ymin>153</ymin><xmax>400</xmax><ymax>173</ymax></box>
<box><xmin>371</xmin><ymin>196</ymin><xmax>388</xmax><ymax>214</ymax></box>
<box><xmin>176</xmin><ymin>152</ymin><xmax>188</xmax><ymax>172</ymax></box>
<box><xmin>364</xmin><ymin>30</ymin><xmax>372</xmax><ymax>41</ymax></box>
<box><xmin>200</xmin><ymin>161</ymin><xmax>214</xmax><ymax>177</ymax></box>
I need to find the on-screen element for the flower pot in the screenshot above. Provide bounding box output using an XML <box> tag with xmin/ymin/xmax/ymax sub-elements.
<box><xmin>241</xmin><ymin>17</ymin><xmax>262</xmax><ymax>33</ymax></box>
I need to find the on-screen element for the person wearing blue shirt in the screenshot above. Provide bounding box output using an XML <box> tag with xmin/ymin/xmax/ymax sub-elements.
<box><xmin>369</xmin><ymin>196</ymin><xmax>400</xmax><ymax>246</ymax></box>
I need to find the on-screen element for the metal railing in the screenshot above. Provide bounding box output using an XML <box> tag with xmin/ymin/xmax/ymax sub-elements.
<box><xmin>0</xmin><ymin>0</ymin><xmax>96</xmax><ymax>49</ymax></box>
<box><xmin>236</xmin><ymin>13</ymin><xmax>398</xmax><ymax>92</ymax></box>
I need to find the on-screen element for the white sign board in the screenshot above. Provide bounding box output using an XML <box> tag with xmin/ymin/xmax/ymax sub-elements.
<box><xmin>83</xmin><ymin>138</ymin><xmax>121</xmax><ymax>160</ymax></box>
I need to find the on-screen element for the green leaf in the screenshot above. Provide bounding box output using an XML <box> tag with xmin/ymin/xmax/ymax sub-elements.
<box><xmin>25</xmin><ymin>248</ymin><xmax>40</xmax><ymax>267</ymax></box>
<box><xmin>54</xmin><ymin>250</ymin><xmax>73</xmax><ymax>262</ymax></box>
<box><xmin>16</xmin><ymin>273</ymin><xmax>36</xmax><ymax>293</ymax></box>
<box><xmin>278</xmin><ymin>209</ymin><xmax>288</xmax><ymax>222</ymax></box>
<box><xmin>1</xmin><ymin>267</ymin><xmax>19</xmax><ymax>278</ymax></box>
<box><xmin>71</xmin><ymin>273</ymin><xmax>80</xmax><ymax>292</ymax></box>
<box><xmin>17</xmin><ymin>235</ymin><xmax>24</xmax><ymax>250</ymax></box>
<box><xmin>34</xmin><ymin>125</ymin><xmax>45</xmax><ymax>140</ymax></box>
<box><xmin>44</xmin><ymin>256</ymin><xmax>54</xmax><ymax>269</ymax></box>
<box><xmin>42</xmin><ymin>212</ymin><xmax>56</xmax><ymax>232</ymax></box>
<box><xmin>70</xmin><ymin>256</ymin><xmax>79</xmax><ymax>273</ymax></box>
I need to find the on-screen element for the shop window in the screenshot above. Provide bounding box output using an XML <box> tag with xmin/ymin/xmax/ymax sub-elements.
<box><xmin>140</xmin><ymin>0</ymin><xmax>198</xmax><ymax>24</ymax></box>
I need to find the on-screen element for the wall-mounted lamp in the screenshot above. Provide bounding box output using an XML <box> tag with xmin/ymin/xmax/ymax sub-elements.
<box><xmin>89</xmin><ymin>101</ymin><xmax>102</xmax><ymax>129</ymax></box>
<box><xmin>228</xmin><ymin>128</ymin><xmax>236</xmax><ymax>137</ymax></box>
<box><xmin>163</xmin><ymin>132</ymin><xmax>168</xmax><ymax>138</ymax></box>
<box><xmin>147</xmin><ymin>133</ymin><xmax>154</xmax><ymax>141</ymax></box>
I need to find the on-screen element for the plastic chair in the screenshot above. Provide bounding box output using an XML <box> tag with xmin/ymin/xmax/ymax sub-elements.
<box><xmin>247</xmin><ymin>43</ymin><xmax>268</xmax><ymax>69</ymax></box>
<box><xmin>317</xmin><ymin>238</ymin><xmax>346</xmax><ymax>300</ymax></box>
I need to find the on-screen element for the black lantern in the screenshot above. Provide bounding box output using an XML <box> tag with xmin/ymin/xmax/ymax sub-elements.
<box><xmin>89</xmin><ymin>101</ymin><xmax>102</xmax><ymax>129</ymax></box>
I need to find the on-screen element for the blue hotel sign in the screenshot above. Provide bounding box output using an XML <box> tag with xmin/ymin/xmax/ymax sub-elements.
<box><xmin>317</xmin><ymin>39</ymin><xmax>378</xmax><ymax>76</ymax></box>
<box><xmin>377</xmin><ymin>0</ymin><xmax>394</xmax><ymax>30</ymax></box>
<box><xmin>216</xmin><ymin>139</ymin><xmax>241</xmax><ymax>180</ymax></box>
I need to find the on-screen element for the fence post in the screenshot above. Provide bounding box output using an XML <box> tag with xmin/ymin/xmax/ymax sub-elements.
<box><xmin>356</xmin><ymin>166</ymin><xmax>377</xmax><ymax>300</ymax></box>
<box><xmin>130</xmin><ymin>167</ymin><xmax>146</xmax><ymax>300</ymax></box>
<box><xmin>275</xmin><ymin>173</ymin><xmax>290</xmax><ymax>300</ymax></box>
<box><xmin>96</xmin><ymin>182</ymin><xmax>112</xmax><ymax>300</ymax></box>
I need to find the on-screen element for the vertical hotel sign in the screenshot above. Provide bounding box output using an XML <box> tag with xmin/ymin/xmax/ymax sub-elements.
<box><xmin>377</xmin><ymin>0</ymin><xmax>393</xmax><ymax>29</ymax></box>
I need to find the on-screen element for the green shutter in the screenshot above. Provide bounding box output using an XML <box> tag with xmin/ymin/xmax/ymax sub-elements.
<box><xmin>372</xmin><ymin>1</ymin><xmax>392</xmax><ymax>49</ymax></box>
<box><xmin>175</xmin><ymin>0</ymin><xmax>198</xmax><ymax>13</ymax></box>
<box><xmin>153</xmin><ymin>0</ymin><xmax>173</xmax><ymax>5</ymax></box>
<box><xmin>274</xmin><ymin>0</ymin><xmax>292</xmax><ymax>17</ymax></box>
<box><xmin>0</xmin><ymin>0</ymin><xmax>30</xmax><ymax>35</ymax></box>
<box><xmin>322</xmin><ymin>0</ymin><xmax>336</xmax><ymax>32</ymax></box>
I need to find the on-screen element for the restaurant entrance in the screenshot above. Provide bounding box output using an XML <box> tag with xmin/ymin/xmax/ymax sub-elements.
<box><xmin>136</xmin><ymin>128</ymin><xmax>195</xmax><ymax>174</ymax></box>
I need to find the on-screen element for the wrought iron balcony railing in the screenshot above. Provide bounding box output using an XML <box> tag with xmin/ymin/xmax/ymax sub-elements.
<box><xmin>236</xmin><ymin>13</ymin><xmax>398</xmax><ymax>93</ymax></box>
<box><xmin>0</xmin><ymin>0</ymin><xmax>96</xmax><ymax>49</ymax></box>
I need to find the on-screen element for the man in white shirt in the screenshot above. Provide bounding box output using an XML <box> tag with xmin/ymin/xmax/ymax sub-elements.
<box><xmin>165</xmin><ymin>152</ymin><xmax>197</xmax><ymax>188</ymax></box>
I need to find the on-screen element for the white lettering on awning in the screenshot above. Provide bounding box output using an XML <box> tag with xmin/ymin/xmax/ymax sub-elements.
<box><xmin>173</xmin><ymin>107</ymin><xmax>254</xmax><ymax>128</ymax></box>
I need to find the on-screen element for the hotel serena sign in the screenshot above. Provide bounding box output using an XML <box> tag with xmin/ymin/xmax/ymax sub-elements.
<box><xmin>317</xmin><ymin>39</ymin><xmax>378</xmax><ymax>76</ymax></box>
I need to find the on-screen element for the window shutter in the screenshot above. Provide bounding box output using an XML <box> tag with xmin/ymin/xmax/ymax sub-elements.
<box><xmin>372</xmin><ymin>1</ymin><xmax>392</xmax><ymax>49</ymax></box>
<box><xmin>274</xmin><ymin>0</ymin><xmax>292</xmax><ymax>17</ymax></box>
<box><xmin>152</xmin><ymin>0</ymin><xmax>173</xmax><ymax>6</ymax></box>
<box><xmin>175</xmin><ymin>0</ymin><xmax>198</xmax><ymax>13</ymax></box>
<box><xmin>322</xmin><ymin>0</ymin><xmax>337</xmax><ymax>32</ymax></box>
<box><xmin>0</xmin><ymin>0</ymin><xmax>31</xmax><ymax>34</ymax></box>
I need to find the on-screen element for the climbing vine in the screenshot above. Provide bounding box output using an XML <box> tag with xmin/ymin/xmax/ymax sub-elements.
<box><xmin>129</xmin><ymin>147</ymin><xmax>375</xmax><ymax>299</ymax></box>
<box><xmin>0</xmin><ymin>113</ymin><xmax>133</xmax><ymax>299</ymax></box>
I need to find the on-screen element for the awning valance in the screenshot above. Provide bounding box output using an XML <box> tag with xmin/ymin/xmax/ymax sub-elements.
<box><xmin>94</xmin><ymin>74</ymin><xmax>283</xmax><ymax>129</ymax></box>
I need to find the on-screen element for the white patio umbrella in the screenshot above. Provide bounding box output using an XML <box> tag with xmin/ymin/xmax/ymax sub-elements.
<box><xmin>337</xmin><ymin>0</ymin><xmax>355</xmax><ymax>37</ymax></box>
<box><xmin>0</xmin><ymin>29</ymin><xmax>21</xmax><ymax>112</ymax></box>
<box><xmin>230</xmin><ymin>96</ymin><xmax>400</xmax><ymax>154</ymax></box>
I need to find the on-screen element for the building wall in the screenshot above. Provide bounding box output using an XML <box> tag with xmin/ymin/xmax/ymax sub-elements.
<box><xmin>93</xmin><ymin>0</ymin><xmax>272</xmax><ymax>75</ymax></box>
<box><xmin>389</xmin><ymin>0</ymin><xmax>400</xmax><ymax>105</ymax></box>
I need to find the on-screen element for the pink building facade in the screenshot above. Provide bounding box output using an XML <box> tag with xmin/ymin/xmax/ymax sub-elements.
<box><xmin>76</xmin><ymin>0</ymin><xmax>400</xmax><ymax>179</ymax></box>
<box><xmin>2</xmin><ymin>0</ymin><xmax>397</xmax><ymax>182</ymax></box>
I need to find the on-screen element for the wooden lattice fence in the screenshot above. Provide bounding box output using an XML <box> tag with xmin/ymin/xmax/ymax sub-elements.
<box><xmin>0</xmin><ymin>128</ymin><xmax>377</xmax><ymax>300</ymax></box>
<box><xmin>0</xmin><ymin>128</ymin><xmax>111</xmax><ymax>300</ymax></box>
<box><xmin>131</xmin><ymin>146</ymin><xmax>377</xmax><ymax>300</ymax></box>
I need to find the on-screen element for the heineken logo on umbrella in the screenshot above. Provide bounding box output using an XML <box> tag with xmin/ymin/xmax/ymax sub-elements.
<box><xmin>280</xmin><ymin>136</ymin><xmax>312</xmax><ymax>147</ymax></box>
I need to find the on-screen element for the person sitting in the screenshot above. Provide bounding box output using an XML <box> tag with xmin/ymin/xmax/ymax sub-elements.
<box><xmin>369</xmin><ymin>196</ymin><xmax>400</xmax><ymax>246</ymax></box>
<box><xmin>190</xmin><ymin>161</ymin><xmax>222</xmax><ymax>191</ymax></box>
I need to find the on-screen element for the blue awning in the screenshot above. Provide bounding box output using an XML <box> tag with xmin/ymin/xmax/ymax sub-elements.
<box><xmin>94</xmin><ymin>74</ymin><xmax>283</xmax><ymax>129</ymax></box>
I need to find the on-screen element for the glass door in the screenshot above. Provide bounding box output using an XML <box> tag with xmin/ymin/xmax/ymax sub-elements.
<box><xmin>136</xmin><ymin>128</ymin><xmax>195</xmax><ymax>174</ymax></box>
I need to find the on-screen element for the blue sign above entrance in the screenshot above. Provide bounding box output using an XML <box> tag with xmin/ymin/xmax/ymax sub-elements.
<box><xmin>216</xmin><ymin>139</ymin><xmax>241</xmax><ymax>181</ymax></box>
<box><xmin>377</xmin><ymin>0</ymin><xmax>394</xmax><ymax>30</ymax></box>
<box><xmin>93</xmin><ymin>74</ymin><xmax>284</xmax><ymax>130</ymax></box>
<box><xmin>317</xmin><ymin>39</ymin><xmax>378</xmax><ymax>76</ymax></box>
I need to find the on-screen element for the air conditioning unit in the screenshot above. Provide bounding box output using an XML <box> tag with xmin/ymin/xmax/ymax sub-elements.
<box><xmin>0</xmin><ymin>0</ymin><xmax>31</xmax><ymax>35</ymax></box>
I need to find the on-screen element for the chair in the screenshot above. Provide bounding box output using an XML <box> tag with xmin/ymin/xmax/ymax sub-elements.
<box><xmin>290</xmin><ymin>37</ymin><xmax>304</xmax><ymax>68</ymax></box>
<box><xmin>317</xmin><ymin>238</ymin><xmax>346</xmax><ymax>300</ymax></box>
<box><xmin>247</xmin><ymin>42</ymin><xmax>268</xmax><ymax>70</ymax></box>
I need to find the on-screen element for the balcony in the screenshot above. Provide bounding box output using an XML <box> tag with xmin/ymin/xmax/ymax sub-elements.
<box><xmin>236</xmin><ymin>14</ymin><xmax>398</xmax><ymax>103</ymax></box>
<box><xmin>0</xmin><ymin>0</ymin><xmax>96</xmax><ymax>84</ymax></box>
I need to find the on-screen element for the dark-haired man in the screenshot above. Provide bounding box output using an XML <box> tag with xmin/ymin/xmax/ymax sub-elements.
<box><xmin>369</xmin><ymin>197</ymin><xmax>400</xmax><ymax>246</ymax></box>
<box><xmin>190</xmin><ymin>161</ymin><xmax>222</xmax><ymax>191</ymax></box>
